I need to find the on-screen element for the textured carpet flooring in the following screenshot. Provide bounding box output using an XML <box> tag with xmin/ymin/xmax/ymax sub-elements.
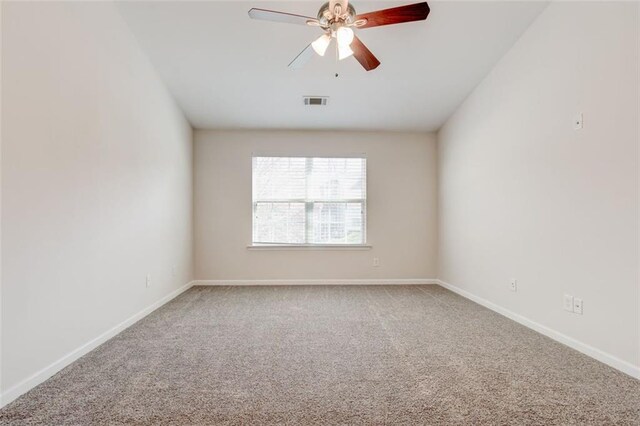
<box><xmin>1</xmin><ymin>285</ymin><xmax>639</xmax><ymax>425</ymax></box>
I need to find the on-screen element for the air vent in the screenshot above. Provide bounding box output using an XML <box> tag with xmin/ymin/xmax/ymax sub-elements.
<box><xmin>303</xmin><ymin>96</ymin><xmax>328</xmax><ymax>106</ymax></box>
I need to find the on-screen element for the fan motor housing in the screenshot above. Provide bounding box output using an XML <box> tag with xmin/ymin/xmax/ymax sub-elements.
<box><xmin>317</xmin><ymin>2</ymin><xmax>357</xmax><ymax>28</ymax></box>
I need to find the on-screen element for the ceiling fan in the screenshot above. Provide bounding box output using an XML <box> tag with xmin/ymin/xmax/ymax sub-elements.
<box><xmin>248</xmin><ymin>0</ymin><xmax>430</xmax><ymax>71</ymax></box>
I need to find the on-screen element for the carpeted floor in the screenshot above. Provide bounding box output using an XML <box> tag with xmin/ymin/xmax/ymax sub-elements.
<box><xmin>1</xmin><ymin>285</ymin><xmax>638</xmax><ymax>425</ymax></box>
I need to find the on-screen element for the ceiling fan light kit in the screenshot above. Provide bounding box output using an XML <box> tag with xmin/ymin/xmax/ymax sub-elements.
<box><xmin>338</xmin><ymin>44</ymin><xmax>354</xmax><ymax>60</ymax></box>
<box><xmin>248</xmin><ymin>0</ymin><xmax>430</xmax><ymax>72</ymax></box>
<box><xmin>311</xmin><ymin>34</ymin><xmax>332</xmax><ymax>56</ymax></box>
<box><xmin>336</xmin><ymin>27</ymin><xmax>354</xmax><ymax>47</ymax></box>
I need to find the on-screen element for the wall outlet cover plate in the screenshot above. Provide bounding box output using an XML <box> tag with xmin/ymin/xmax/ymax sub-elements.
<box><xmin>573</xmin><ymin>298</ymin><xmax>583</xmax><ymax>315</ymax></box>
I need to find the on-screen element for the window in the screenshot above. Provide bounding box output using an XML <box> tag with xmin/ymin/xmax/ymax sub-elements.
<box><xmin>252</xmin><ymin>156</ymin><xmax>367</xmax><ymax>245</ymax></box>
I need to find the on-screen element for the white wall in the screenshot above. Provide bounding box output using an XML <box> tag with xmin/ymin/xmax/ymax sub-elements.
<box><xmin>438</xmin><ymin>2</ymin><xmax>639</xmax><ymax>374</ymax></box>
<box><xmin>194</xmin><ymin>130</ymin><xmax>437</xmax><ymax>281</ymax></box>
<box><xmin>1</xmin><ymin>1</ymin><xmax>193</xmax><ymax>400</ymax></box>
<box><xmin>0</xmin><ymin>0</ymin><xmax>4</xmax><ymax>394</ymax></box>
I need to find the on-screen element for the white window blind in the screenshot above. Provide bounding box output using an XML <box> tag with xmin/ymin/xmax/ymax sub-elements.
<box><xmin>252</xmin><ymin>156</ymin><xmax>367</xmax><ymax>245</ymax></box>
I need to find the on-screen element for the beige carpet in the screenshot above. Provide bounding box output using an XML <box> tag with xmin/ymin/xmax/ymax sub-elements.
<box><xmin>1</xmin><ymin>285</ymin><xmax>638</xmax><ymax>425</ymax></box>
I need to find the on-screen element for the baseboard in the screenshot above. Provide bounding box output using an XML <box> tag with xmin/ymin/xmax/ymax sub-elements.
<box><xmin>8</xmin><ymin>278</ymin><xmax>632</xmax><ymax>408</ymax></box>
<box><xmin>193</xmin><ymin>278</ymin><xmax>438</xmax><ymax>286</ymax></box>
<box><xmin>436</xmin><ymin>279</ymin><xmax>640</xmax><ymax>380</ymax></box>
<box><xmin>0</xmin><ymin>280</ymin><xmax>196</xmax><ymax>408</ymax></box>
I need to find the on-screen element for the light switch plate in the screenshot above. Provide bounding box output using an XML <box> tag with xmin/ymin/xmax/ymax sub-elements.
<box><xmin>563</xmin><ymin>294</ymin><xmax>574</xmax><ymax>312</ymax></box>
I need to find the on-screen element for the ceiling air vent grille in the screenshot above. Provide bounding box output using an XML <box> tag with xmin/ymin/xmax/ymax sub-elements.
<box><xmin>303</xmin><ymin>96</ymin><xmax>328</xmax><ymax>106</ymax></box>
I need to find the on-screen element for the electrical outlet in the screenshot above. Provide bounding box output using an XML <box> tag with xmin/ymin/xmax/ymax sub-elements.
<box><xmin>563</xmin><ymin>294</ymin><xmax>574</xmax><ymax>312</ymax></box>
<box><xmin>146</xmin><ymin>274</ymin><xmax>152</xmax><ymax>288</ymax></box>
<box><xmin>573</xmin><ymin>298</ymin><xmax>583</xmax><ymax>315</ymax></box>
<box><xmin>510</xmin><ymin>279</ymin><xmax>517</xmax><ymax>292</ymax></box>
<box><xmin>373</xmin><ymin>257</ymin><xmax>380</xmax><ymax>267</ymax></box>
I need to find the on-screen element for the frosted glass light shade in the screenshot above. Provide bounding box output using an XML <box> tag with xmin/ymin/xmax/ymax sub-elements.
<box><xmin>336</xmin><ymin>27</ymin><xmax>354</xmax><ymax>47</ymax></box>
<box><xmin>311</xmin><ymin>34</ymin><xmax>331</xmax><ymax>56</ymax></box>
<box><xmin>338</xmin><ymin>44</ymin><xmax>354</xmax><ymax>60</ymax></box>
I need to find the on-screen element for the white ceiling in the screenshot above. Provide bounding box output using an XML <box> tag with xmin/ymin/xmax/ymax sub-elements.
<box><xmin>117</xmin><ymin>1</ymin><xmax>547</xmax><ymax>131</ymax></box>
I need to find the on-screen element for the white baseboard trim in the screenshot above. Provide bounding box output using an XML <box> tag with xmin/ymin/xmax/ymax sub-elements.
<box><xmin>0</xmin><ymin>281</ymin><xmax>196</xmax><ymax>408</ymax></box>
<box><xmin>436</xmin><ymin>279</ymin><xmax>640</xmax><ymax>380</ymax></box>
<box><xmin>8</xmin><ymin>278</ymin><xmax>632</xmax><ymax>408</ymax></box>
<box><xmin>193</xmin><ymin>278</ymin><xmax>437</xmax><ymax>286</ymax></box>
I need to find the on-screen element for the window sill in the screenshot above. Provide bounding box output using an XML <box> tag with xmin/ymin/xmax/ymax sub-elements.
<box><xmin>247</xmin><ymin>244</ymin><xmax>372</xmax><ymax>251</ymax></box>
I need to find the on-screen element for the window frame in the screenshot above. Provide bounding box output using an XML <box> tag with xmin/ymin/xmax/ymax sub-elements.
<box><xmin>251</xmin><ymin>155</ymin><xmax>368</xmax><ymax>247</ymax></box>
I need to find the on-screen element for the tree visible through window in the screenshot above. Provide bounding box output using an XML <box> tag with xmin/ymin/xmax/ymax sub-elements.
<box><xmin>252</xmin><ymin>156</ymin><xmax>367</xmax><ymax>245</ymax></box>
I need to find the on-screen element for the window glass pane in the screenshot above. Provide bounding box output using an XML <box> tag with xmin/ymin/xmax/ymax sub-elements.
<box><xmin>252</xmin><ymin>156</ymin><xmax>366</xmax><ymax>245</ymax></box>
<box><xmin>307</xmin><ymin>158</ymin><xmax>366</xmax><ymax>200</ymax></box>
<box><xmin>253</xmin><ymin>157</ymin><xmax>306</xmax><ymax>201</ymax></box>
<box><xmin>253</xmin><ymin>202</ymin><xmax>305</xmax><ymax>244</ymax></box>
<box><xmin>310</xmin><ymin>202</ymin><xmax>363</xmax><ymax>244</ymax></box>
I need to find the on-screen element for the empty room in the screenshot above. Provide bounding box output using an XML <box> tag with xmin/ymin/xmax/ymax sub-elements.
<box><xmin>0</xmin><ymin>0</ymin><xmax>638</xmax><ymax>424</ymax></box>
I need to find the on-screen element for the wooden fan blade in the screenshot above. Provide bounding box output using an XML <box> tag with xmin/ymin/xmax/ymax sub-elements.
<box><xmin>248</xmin><ymin>8</ymin><xmax>319</xmax><ymax>26</ymax></box>
<box><xmin>288</xmin><ymin>44</ymin><xmax>315</xmax><ymax>70</ymax></box>
<box><xmin>355</xmin><ymin>2</ymin><xmax>430</xmax><ymax>29</ymax></box>
<box><xmin>351</xmin><ymin>36</ymin><xmax>380</xmax><ymax>71</ymax></box>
